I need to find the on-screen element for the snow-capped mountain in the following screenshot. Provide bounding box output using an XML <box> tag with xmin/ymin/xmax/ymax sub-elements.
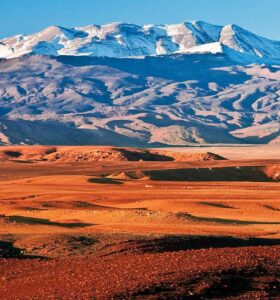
<box><xmin>0</xmin><ymin>21</ymin><xmax>279</xmax><ymax>146</ymax></box>
<box><xmin>0</xmin><ymin>21</ymin><xmax>280</xmax><ymax>64</ymax></box>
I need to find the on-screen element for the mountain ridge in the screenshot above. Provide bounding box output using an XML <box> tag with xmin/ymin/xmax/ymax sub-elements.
<box><xmin>1</xmin><ymin>20</ymin><xmax>280</xmax><ymax>64</ymax></box>
<box><xmin>0</xmin><ymin>20</ymin><xmax>279</xmax><ymax>146</ymax></box>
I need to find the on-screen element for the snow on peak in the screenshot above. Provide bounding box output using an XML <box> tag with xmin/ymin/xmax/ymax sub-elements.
<box><xmin>220</xmin><ymin>24</ymin><xmax>280</xmax><ymax>62</ymax></box>
<box><xmin>182</xmin><ymin>42</ymin><xmax>223</xmax><ymax>54</ymax></box>
<box><xmin>0</xmin><ymin>21</ymin><xmax>279</xmax><ymax>63</ymax></box>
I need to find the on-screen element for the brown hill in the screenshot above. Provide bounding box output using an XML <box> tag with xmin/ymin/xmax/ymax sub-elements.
<box><xmin>0</xmin><ymin>146</ymin><xmax>227</xmax><ymax>163</ymax></box>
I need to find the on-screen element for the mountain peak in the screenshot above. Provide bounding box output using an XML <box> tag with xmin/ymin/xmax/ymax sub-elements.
<box><xmin>0</xmin><ymin>20</ymin><xmax>279</xmax><ymax>64</ymax></box>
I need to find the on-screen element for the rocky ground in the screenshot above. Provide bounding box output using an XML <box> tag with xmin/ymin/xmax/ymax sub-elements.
<box><xmin>0</xmin><ymin>145</ymin><xmax>279</xmax><ymax>299</ymax></box>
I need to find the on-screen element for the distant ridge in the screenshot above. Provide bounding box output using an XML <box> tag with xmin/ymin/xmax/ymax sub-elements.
<box><xmin>0</xmin><ymin>20</ymin><xmax>280</xmax><ymax>64</ymax></box>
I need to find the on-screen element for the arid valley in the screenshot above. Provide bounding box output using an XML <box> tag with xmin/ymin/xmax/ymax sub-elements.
<box><xmin>0</xmin><ymin>145</ymin><xmax>279</xmax><ymax>299</ymax></box>
<box><xmin>1</xmin><ymin>1</ymin><xmax>280</xmax><ymax>298</ymax></box>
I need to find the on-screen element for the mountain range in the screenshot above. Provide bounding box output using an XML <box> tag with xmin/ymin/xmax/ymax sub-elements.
<box><xmin>0</xmin><ymin>21</ymin><xmax>279</xmax><ymax>146</ymax></box>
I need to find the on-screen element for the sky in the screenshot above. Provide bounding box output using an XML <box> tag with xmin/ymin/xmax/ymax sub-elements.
<box><xmin>0</xmin><ymin>0</ymin><xmax>280</xmax><ymax>40</ymax></box>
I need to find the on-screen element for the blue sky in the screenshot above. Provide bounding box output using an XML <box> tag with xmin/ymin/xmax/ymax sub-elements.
<box><xmin>1</xmin><ymin>0</ymin><xmax>279</xmax><ymax>40</ymax></box>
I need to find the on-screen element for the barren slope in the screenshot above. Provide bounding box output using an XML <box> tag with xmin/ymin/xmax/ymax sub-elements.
<box><xmin>0</xmin><ymin>54</ymin><xmax>279</xmax><ymax>146</ymax></box>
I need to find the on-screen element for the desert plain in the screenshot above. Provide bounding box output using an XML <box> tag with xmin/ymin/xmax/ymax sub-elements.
<box><xmin>0</xmin><ymin>144</ymin><xmax>279</xmax><ymax>299</ymax></box>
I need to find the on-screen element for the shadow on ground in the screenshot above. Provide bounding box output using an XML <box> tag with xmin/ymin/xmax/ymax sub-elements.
<box><xmin>120</xmin><ymin>267</ymin><xmax>280</xmax><ymax>299</ymax></box>
<box><xmin>176</xmin><ymin>212</ymin><xmax>280</xmax><ymax>225</ymax></box>
<box><xmin>145</xmin><ymin>167</ymin><xmax>274</xmax><ymax>182</ymax></box>
<box><xmin>106</xmin><ymin>235</ymin><xmax>280</xmax><ymax>256</ymax></box>
<box><xmin>88</xmin><ymin>178</ymin><xmax>124</xmax><ymax>184</ymax></box>
<box><xmin>0</xmin><ymin>215</ymin><xmax>93</xmax><ymax>228</ymax></box>
<box><xmin>0</xmin><ymin>241</ymin><xmax>46</xmax><ymax>259</ymax></box>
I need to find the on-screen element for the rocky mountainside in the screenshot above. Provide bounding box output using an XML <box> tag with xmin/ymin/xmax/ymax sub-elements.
<box><xmin>0</xmin><ymin>21</ymin><xmax>279</xmax><ymax>146</ymax></box>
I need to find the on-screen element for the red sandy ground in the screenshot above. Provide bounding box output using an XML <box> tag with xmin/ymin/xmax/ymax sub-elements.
<box><xmin>0</xmin><ymin>145</ymin><xmax>279</xmax><ymax>299</ymax></box>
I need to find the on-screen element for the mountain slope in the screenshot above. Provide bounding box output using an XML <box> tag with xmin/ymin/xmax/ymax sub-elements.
<box><xmin>0</xmin><ymin>53</ymin><xmax>279</xmax><ymax>146</ymax></box>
